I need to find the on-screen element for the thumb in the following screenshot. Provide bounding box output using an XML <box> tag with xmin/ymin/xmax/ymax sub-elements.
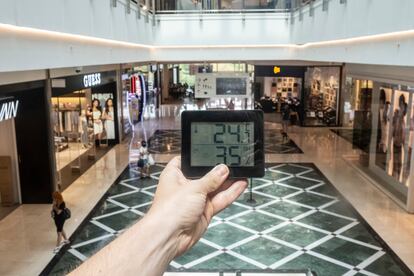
<box><xmin>192</xmin><ymin>164</ymin><xmax>229</xmax><ymax>194</ymax></box>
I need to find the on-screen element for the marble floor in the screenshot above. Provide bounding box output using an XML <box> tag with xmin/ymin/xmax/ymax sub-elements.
<box><xmin>147</xmin><ymin>129</ymin><xmax>302</xmax><ymax>155</ymax></box>
<box><xmin>0</xmin><ymin>105</ymin><xmax>414</xmax><ymax>275</ymax></box>
<box><xmin>42</xmin><ymin>163</ymin><xmax>410</xmax><ymax>276</ymax></box>
<box><xmin>55</xmin><ymin>143</ymin><xmax>90</xmax><ymax>171</ymax></box>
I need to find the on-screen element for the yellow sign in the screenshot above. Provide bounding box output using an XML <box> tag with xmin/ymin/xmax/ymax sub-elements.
<box><xmin>273</xmin><ymin>66</ymin><xmax>281</xmax><ymax>74</ymax></box>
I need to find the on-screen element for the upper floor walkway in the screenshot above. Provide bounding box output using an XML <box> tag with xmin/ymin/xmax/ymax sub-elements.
<box><xmin>0</xmin><ymin>0</ymin><xmax>414</xmax><ymax>72</ymax></box>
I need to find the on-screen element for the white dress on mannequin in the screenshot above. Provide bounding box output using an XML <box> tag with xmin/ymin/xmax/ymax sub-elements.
<box><xmin>104</xmin><ymin>109</ymin><xmax>115</xmax><ymax>139</ymax></box>
<box><xmin>93</xmin><ymin>110</ymin><xmax>103</xmax><ymax>135</ymax></box>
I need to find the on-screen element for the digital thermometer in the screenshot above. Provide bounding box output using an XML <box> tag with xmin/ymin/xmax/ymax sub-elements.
<box><xmin>181</xmin><ymin>110</ymin><xmax>264</xmax><ymax>178</ymax></box>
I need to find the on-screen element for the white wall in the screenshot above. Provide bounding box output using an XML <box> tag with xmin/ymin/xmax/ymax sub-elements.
<box><xmin>0</xmin><ymin>0</ymin><xmax>154</xmax><ymax>72</ymax></box>
<box><xmin>1</xmin><ymin>0</ymin><xmax>414</xmax><ymax>72</ymax></box>
<box><xmin>290</xmin><ymin>0</ymin><xmax>414</xmax><ymax>43</ymax></box>
<box><xmin>0</xmin><ymin>119</ymin><xmax>20</xmax><ymax>204</ymax></box>
<box><xmin>154</xmin><ymin>13</ymin><xmax>290</xmax><ymax>46</ymax></box>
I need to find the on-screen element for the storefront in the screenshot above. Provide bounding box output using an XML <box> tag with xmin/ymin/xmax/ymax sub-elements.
<box><xmin>51</xmin><ymin>71</ymin><xmax>120</xmax><ymax>190</ymax></box>
<box><xmin>0</xmin><ymin>80</ymin><xmax>54</xmax><ymax>205</ymax></box>
<box><xmin>254</xmin><ymin>65</ymin><xmax>342</xmax><ymax>126</ymax></box>
<box><xmin>343</xmin><ymin>74</ymin><xmax>414</xmax><ymax>212</ymax></box>
<box><xmin>121</xmin><ymin>69</ymin><xmax>150</xmax><ymax>125</ymax></box>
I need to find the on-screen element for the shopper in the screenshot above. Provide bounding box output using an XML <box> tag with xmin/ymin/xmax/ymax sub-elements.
<box><xmin>281</xmin><ymin>102</ymin><xmax>291</xmax><ymax>139</ymax></box>
<box><xmin>137</xmin><ymin>140</ymin><xmax>153</xmax><ymax>178</ymax></box>
<box><xmin>70</xmin><ymin>157</ymin><xmax>248</xmax><ymax>276</ymax></box>
<box><xmin>51</xmin><ymin>191</ymin><xmax>70</xmax><ymax>253</ymax></box>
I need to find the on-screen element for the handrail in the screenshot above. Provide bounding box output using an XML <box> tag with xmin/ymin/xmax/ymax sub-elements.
<box><xmin>156</xmin><ymin>8</ymin><xmax>290</xmax><ymax>15</ymax></box>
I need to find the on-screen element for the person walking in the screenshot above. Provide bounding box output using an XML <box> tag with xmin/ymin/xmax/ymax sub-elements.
<box><xmin>281</xmin><ymin>102</ymin><xmax>291</xmax><ymax>139</ymax></box>
<box><xmin>137</xmin><ymin>140</ymin><xmax>153</xmax><ymax>178</ymax></box>
<box><xmin>52</xmin><ymin>191</ymin><xmax>70</xmax><ymax>253</ymax></box>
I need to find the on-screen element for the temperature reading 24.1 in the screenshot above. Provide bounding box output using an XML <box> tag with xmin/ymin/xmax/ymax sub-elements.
<box><xmin>191</xmin><ymin>122</ymin><xmax>254</xmax><ymax>167</ymax></box>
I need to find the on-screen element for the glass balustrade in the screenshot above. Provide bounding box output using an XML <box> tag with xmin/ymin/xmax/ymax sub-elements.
<box><xmin>155</xmin><ymin>0</ymin><xmax>295</xmax><ymax>13</ymax></box>
<box><xmin>129</xmin><ymin>0</ymin><xmax>316</xmax><ymax>14</ymax></box>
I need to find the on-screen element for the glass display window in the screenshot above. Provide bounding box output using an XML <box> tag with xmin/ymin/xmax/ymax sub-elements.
<box><xmin>52</xmin><ymin>89</ymin><xmax>93</xmax><ymax>173</ymax></box>
<box><xmin>403</xmin><ymin>96</ymin><xmax>414</xmax><ymax>186</ymax></box>
<box><xmin>387</xmin><ymin>90</ymin><xmax>410</xmax><ymax>184</ymax></box>
<box><xmin>342</xmin><ymin>78</ymin><xmax>373</xmax><ymax>128</ymax></box>
<box><xmin>370</xmin><ymin>83</ymin><xmax>413</xmax><ymax>206</ymax></box>
<box><xmin>304</xmin><ymin>67</ymin><xmax>340</xmax><ymax>126</ymax></box>
<box><xmin>375</xmin><ymin>86</ymin><xmax>393</xmax><ymax>171</ymax></box>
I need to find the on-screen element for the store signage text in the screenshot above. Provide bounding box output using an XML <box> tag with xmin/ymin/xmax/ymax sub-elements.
<box><xmin>83</xmin><ymin>73</ymin><xmax>101</xmax><ymax>88</ymax></box>
<box><xmin>0</xmin><ymin>100</ymin><xmax>19</xmax><ymax>122</ymax></box>
<box><xmin>273</xmin><ymin>66</ymin><xmax>281</xmax><ymax>74</ymax></box>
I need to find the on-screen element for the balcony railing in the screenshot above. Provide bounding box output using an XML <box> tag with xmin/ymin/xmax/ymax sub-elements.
<box><xmin>124</xmin><ymin>0</ymin><xmax>318</xmax><ymax>15</ymax></box>
<box><xmin>154</xmin><ymin>0</ymin><xmax>316</xmax><ymax>13</ymax></box>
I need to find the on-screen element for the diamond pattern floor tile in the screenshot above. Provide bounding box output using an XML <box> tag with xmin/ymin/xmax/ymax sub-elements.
<box><xmin>203</xmin><ymin>223</ymin><xmax>253</xmax><ymax>248</ymax></box>
<box><xmin>229</xmin><ymin>211</ymin><xmax>284</xmax><ymax>232</ymax></box>
<box><xmin>268</xmin><ymin>224</ymin><xmax>326</xmax><ymax>248</ymax></box>
<box><xmin>255</xmin><ymin>183</ymin><xmax>298</xmax><ymax>198</ymax></box>
<box><xmin>298</xmin><ymin>211</ymin><xmax>353</xmax><ymax>233</ymax></box>
<box><xmin>270</xmin><ymin>164</ymin><xmax>309</xmax><ymax>175</ymax></box>
<box><xmin>279</xmin><ymin>253</ymin><xmax>349</xmax><ymax>276</ymax></box>
<box><xmin>364</xmin><ymin>253</ymin><xmax>408</xmax><ymax>276</ymax></box>
<box><xmin>174</xmin><ymin>241</ymin><xmax>217</xmax><ymax>266</ymax></box>
<box><xmin>111</xmin><ymin>192</ymin><xmax>153</xmax><ymax>207</ymax></box>
<box><xmin>190</xmin><ymin>252</ymin><xmax>260</xmax><ymax>270</ymax></box>
<box><xmin>340</xmin><ymin>224</ymin><xmax>381</xmax><ymax>247</ymax></box>
<box><xmin>312</xmin><ymin>237</ymin><xmax>378</xmax><ymax>266</ymax></box>
<box><xmin>75</xmin><ymin>235</ymin><xmax>116</xmax><ymax>258</ymax></box>
<box><xmin>287</xmin><ymin>192</ymin><xmax>335</xmax><ymax>208</ymax></box>
<box><xmin>72</xmin><ymin>222</ymin><xmax>111</xmax><ymax>245</ymax></box>
<box><xmin>43</xmin><ymin>162</ymin><xmax>410</xmax><ymax>276</ymax></box>
<box><xmin>236</xmin><ymin>192</ymin><xmax>276</xmax><ymax>207</ymax></box>
<box><xmin>231</xmin><ymin>237</ymin><xmax>297</xmax><ymax>266</ymax></box>
<box><xmin>279</xmin><ymin>177</ymin><xmax>321</xmax><ymax>189</ymax></box>
<box><xmin>260</xmin><ymin>201</ymin><xmax>312</xmax><ymax>219</ymax></box>
<box><xmin>95</xmin><ymin>211</ymin><xmax>141</xmax><ymax>232</ymax></box>
<box><xmin>90</xmin><ymin>201</ymin><xmax>124</xmax><ymax>217</ymax></box>
<box><xmin>215</xmin><ymin>204</ymin><xmax>249</xmax><ymax>219</ymax></box>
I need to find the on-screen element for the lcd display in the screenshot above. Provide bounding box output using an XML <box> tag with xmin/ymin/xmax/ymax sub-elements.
<box><xmin>216</xmin><ymin>78</ymin><xmax>247</xmax><ymax>95</ymax></box>
<box><xmin>191</xmin><ymin>122</ymin><xmax>254</xmax><ymax>167</ymax></box>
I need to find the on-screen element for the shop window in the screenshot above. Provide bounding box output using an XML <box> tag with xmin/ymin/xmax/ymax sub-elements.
<box><xmin>304</xmin><ymin>67</ymin><xmax>340</xmax><ymax>126</ymax></box>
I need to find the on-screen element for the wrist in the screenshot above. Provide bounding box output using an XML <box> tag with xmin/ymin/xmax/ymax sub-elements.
<box><xmin>131</xmin><ymin>212</ymin><xmax>178</xmax><ymax>274</ymax></box>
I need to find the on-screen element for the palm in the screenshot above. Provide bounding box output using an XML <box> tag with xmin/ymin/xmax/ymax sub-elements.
<box><xmin>151</xmin><ymin>157</ymin><xmax>248</xmax><ymax>258</ymax></box>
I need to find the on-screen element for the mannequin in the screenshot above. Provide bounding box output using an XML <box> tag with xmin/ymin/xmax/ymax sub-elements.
<box><xmin>80</xmin><ymin>110</ymin><xmax>89</xmax><ymax>148</ymax></box>
<box><xmin>392</xmin><ymin>95</ymin><xmax>407</xmax><ymax>180</ymax></box>
<box><xmin>403</xmin><ymin>111</ymin><xmax>414</xmax><ymax>184</ymax></box>
<box><xmin>92</xmin><ymin>99</ymin><xmax>103</xmax><ymax>146</ymax></box>
<box><xmin>378</xmin><ymin>89</ymin><xmax>390</xmax><ymax>153</ymax></box>
<box><xmin>103</xmin><ymin>98</ymin><xmax>115</xmax><ymax>140</ymax></box>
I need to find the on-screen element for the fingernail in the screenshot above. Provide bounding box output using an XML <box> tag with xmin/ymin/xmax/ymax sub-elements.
<box><xmin>214</xmin><ymin>164</ymin><xmax>228</xmax><ymax>176</ymax></box>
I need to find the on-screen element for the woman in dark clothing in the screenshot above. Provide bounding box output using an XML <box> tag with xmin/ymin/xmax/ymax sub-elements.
<box><xmin>52</xmin><ymin>191</ymin><xmax>69</xmax><ymax>253</ymax></box>
<box><xmin>281</xmin><ymin>102</ymin><xmax>291</xmax><ymax>139</ymax></box>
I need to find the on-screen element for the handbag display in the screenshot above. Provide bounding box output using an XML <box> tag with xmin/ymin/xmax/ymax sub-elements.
<box><xmin>148</xmin><ymin>154</ymin><xmax>155</xmax><ymax>166</ymax></box>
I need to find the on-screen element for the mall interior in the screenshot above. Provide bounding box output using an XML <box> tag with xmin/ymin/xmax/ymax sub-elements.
<box><xmin>0</xmin><ymin>0</ymin><xmax>414</xmax><ymax>275</ymax></box>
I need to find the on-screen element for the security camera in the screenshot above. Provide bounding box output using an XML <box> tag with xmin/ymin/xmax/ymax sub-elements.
<box><xmin>75</xmin><ymin>67</ymin><xmax>83</xmax><ymax>74</ymax></box>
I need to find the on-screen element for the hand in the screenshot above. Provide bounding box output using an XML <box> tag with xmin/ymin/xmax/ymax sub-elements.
<box><xmin>69</xmin><ymin>156</ymin><xmax>248</xmax><ymax>276</ymax></box>
<box><xmin>148</xmin><ymin>156</ymin><xmax>248</xmax><ymax>258</ymax></box>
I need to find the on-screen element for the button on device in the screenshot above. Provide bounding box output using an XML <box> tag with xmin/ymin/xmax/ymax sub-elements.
<box><xmin>181</xmin><ymin>110</ymin><xmax>264</xmax><ymax>178</ymax></box>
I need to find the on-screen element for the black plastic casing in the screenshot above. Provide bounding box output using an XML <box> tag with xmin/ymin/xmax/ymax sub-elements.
<box><xmin>181</xmin><ymin>110</ymin><xmax>264</xmax><ymax>179</ymax></box>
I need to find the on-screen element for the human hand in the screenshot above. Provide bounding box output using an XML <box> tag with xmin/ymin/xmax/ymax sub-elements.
<box><xmin>69</xmin><ymin>156</ymin><xmax>248</xmax><ymax>276</ymax></box>
<box><xmin>147</xmin><ymin>156</ymin><xmax>248</xmax><ymax>258</ymax></box>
